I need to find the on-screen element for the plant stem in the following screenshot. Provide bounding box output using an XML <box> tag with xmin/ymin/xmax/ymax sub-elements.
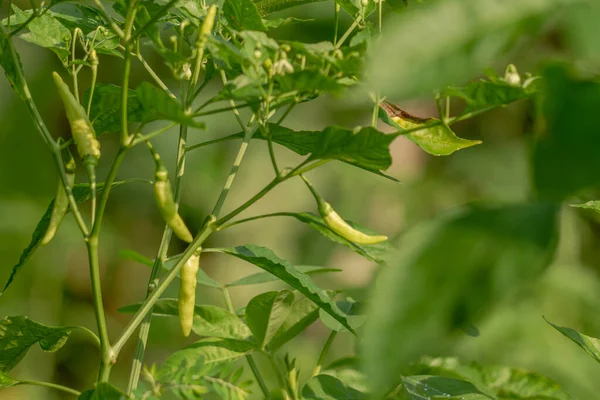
<box><xmin>184</xmin><ymin>133</ymin><xmax>239</xmax><ymax>152</ymax></box>
<box><xmin>18</xmin><ymin>380</ymin><xmax>81</xmax><ymax>396</ymax></box>
<box><xmin>120</xmin><ymin>49</ymin><xmax>132</xmax><ymax>145</ymax></box>
<box><xmin>128</xmin><ymin>0</ymin><xmax>178</xmax><ymax>42</ymax></box>
<box><xmin>86</xmin><ymin>236</ymin><xmax>113</xmax><ymax>382</ymax></box>
<box><xmin>335</xmin><ymin>17</ymin><xmax>360</xmax><ymax>49</ymax></box>
<box><xmin>313</xmin><ymin>331</ymin><xmax>337</xmax><ymax>376</ymax></box>
<box><xmin>333</xmin><ymin>3</ymin><xmax>340</xmax><ymax>46</ymax></box>
<box><xmin>112</xmin><ymin>220</ymin><xmax>216</xmax><ymax>356</ymax></box>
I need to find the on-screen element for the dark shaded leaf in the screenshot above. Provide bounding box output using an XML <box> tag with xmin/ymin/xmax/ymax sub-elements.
<box><xmin>223</xmin><ymin>0</ymin><xmax>266</xmax><ymax>32</ymax></box>
<box><xmin>269</xmin><ymin>296</ymin><xmax>320</xmax><ymax>351</ymax></box>
<box><xmin>401</xmin><ymin>375</ymin><xmax>492</xmax><ymax>400</ymax></box>
<box><xmin>84</xmin><ymin>84</ymin><xmax>144</xmax><ymax>135</ymax></box>
<box><xmin>78</xmin><ymin>382</ymin><xmax>128</xmax><ymax>399</ymax></box>
<box><xmin>302</xmin><ymin>374</ymin><xmax>366</xmax><ymax>400</ymax></box>
<box><xmin>246</xmin><ymin>290</ymin><xmax>294</xmax><ymax>349</ymax></box>
<box><xmin>254</xmin><ymin>0</ymin><xmax>326</xmax><ymax>16</ymax></box>
<box><xmin>226</xmin><ymin>266</ymin><xmax>341</xmax><ymax>287</ymax></box>
<box><xmin>0</xmin><ymin>316</ymin><xmax>71</xmax><ymax>372</ymax></box>
<box><xmin>136</xmin><ymin>82</ymin><xmax>205</xmax><ymax>128</ymax></box>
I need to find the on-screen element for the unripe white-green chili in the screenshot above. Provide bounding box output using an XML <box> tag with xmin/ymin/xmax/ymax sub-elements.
<box><xmin>146</xmin><ymin>141</ymin><xmax>194</xmax><ymax>243</ymax></box>
<box><xmin>52</xmin><ymin>72</ymin><xmax>101</xmax><ymax>166</ymax></box>
<box><xmin>179</xmin><ymin>248</ymin><xmax>201</xmax><ymax>337</ymax></box>
<box><xmin>301</xmin><ymin>175</ymin><xmax>387</xmax><ymax>245</ymax></box>
<box><xmin>41</xmin><ymin>151</ymin><xmax>76</xmax><ymax>245</ymax></box>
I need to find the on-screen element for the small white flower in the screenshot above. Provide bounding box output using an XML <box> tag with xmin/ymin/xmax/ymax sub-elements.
<box><xmin>273</xmin><ymin>59</ymin><xmax>294</xmax><ymax>76</ymax></box>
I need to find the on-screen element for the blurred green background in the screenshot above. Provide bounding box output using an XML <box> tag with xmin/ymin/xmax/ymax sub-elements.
<box><xmin>2</xmin><ymin>1</ymin><xmax>600</xmax><ymax>399</ymax></box>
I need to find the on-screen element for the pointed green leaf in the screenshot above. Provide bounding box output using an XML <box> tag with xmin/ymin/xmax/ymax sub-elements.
<box><xmin>223</xmin><ymin>0</ymin><xmax>266</xmax><ymax>32</ymax></box>
<box><xmin>302</xmin><ymin>374</ymin><xmax>367</xmax><ymax>400</ymax></box>
<box><xmin>269</xmin><ymin>296</ymin><xmax>320</xmax><ymax>351</ymax></box>
<box><xmin>118</xmin><ymin>249</ymin><xmax>153</xmax><ymax>267</ymax></box>
<box><xmin>226</xmin><ymin>266</ymin><xmax>341</xmax><ymax>287</ymax></box>
<box><xmin>571</xmin><ymin>201</ymin><xmax>600</xmax><ymax>214</ymax></box>
<box><xmin>363</xmin><ymin>203</ymin><xmax>559</xmax><ymax>396</ymax></box>
<box><xmin>320</xmin><ymin>300</ymin><xmax>365</xmax><ymax>333</ymax></box>
<box><xmin>0</xmin><ymin>25</ymin><xmax>27</xmax><ymax>100</ymax></box>
<box><xmin>0</xmin><ymin>316</ymin><xmax>71</xmax><ymax>372</ymax></box>
<box><xmin>136</xmin><ymin>82</ymin><xmax>205</xmax><ymax>129</ymax></box>
<box><xmin>213</xmin><ymin>245</ymin><xmax>356</xmax><ymax>334</ymax></box>
<box><xmin>176</xmin><ymin>338</ymin><xmax>254</xmax><ymax>365</ymax></box>
<box><xmin>246</xmin><ymin>290</ymin><xmax>294</xmax><ymax>349</ymax></box>
<box><xmin>118</xmin><ymin>299</ymin><xmax>252</xmax><ymax>340</ymax></box>
<box><xmin>255</xmin><ymin>0</ymin><xmax>326</xmax><ymax>16</ymax></box>
<box><xmin>1</xmin><ymin>181</ymin><xmax>133</xmax><ymax>297</ymax></box>
<box><xmin>78</xmin><ymin>382</ymin><xmax>128</xmax><ymax>400</ymax></box>
<box><xmin>546</xmin><ymin>319</ymin><xmax>600</xmax><ymax>364</ymax></box>
<box><xmin>83</xmin><ymin>84</ymin><xmax>145</xmax><ymax>135</ymax></box>
<box><xmin>402</xmin><ymin>376</ymin><xmax>492</xmax><ymax>400</ymax></box>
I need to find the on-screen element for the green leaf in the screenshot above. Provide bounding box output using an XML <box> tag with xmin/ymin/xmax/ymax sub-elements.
<box><xmin>407</xmin><ymin>356</ymin><xmax>570</xmax><ymax>400</ymax></box>
<box><xmin>0</xmin><ymin>316</ymin><xmax>71</xmax><ymax>372</ymax></box>
<box><xmin>302</xmin><ymin>374</ymin><xmax>367</xmax><ymax>400</ymax></box>
<box><xmin>0</xmin><ymin>181</ymin><xmax>132</xmax><ymax>297</ymax></box>
<box><xmin>84</xmin><ymin>84</ymin><xmax>145</xmax><ymax>135</ymax></box>
<box><xmin>546</xmin><ymin>319</ymin><xmax>600</xmax><ymax>364</ymax></box>
<box><xmin>78</xmin><ymin>382</ymin><xmax>128</xmax><ymax>400</ymax></box>
<box><xmin>118</xmin><ymin>299</ymin><xmax>252</xmax><ymax>340</ymax></box>
<box><xmin>246</xmin><ymin>290</ymin><xmax>294</xmax><ymax>349</ymax></box>
<box><xmin>0</xmin><ymin>371</ymin><xmax>19</xmax><ymax>389</ymax></box>
<box><xmin>268</xmin><ymin>296</ymin><xmax>320</xmax><ymax>351</ymax></box>
<box><xmin>379</xmin><ymin>102</ymin><xmax>481</xmax><ymax>156</ymax></box>
<box><xmin>0</xmin><ymin>26</ymin><xmax>27</xmax><ymax>100</ymax></box>
<box><xmin>213</xmin><ymin>245</ymin><xmax>356</xmax><ymax>334</ymax></box>
<box><xmin>369</xmin><ymin>0</ymin><xmax>574</xmax><ymax>99</ymax></box>
<box><xmin>226</xmin><ymin>266</ymin><xmax>341</xmax><ymax>287</ymax></box>
<box><xmin>386</xmin><ymin>0</ymin><xmax>408</xmax><ymax>12</ymax></box>
<box><xmin>254</xmin><ymin>0</ymin><xmax>326</xmax><ymax>16</ymax></box>
<box><xmin>9</xmin><ymin>5</ymin><xmax>71</xmax><ymax>65</ymax></box>
<box><xmin>570</xmin><ymin>200</ymin><xmax>600</xmax><ymax>214</ymax></box>
<box><xmin>136</xmin><ymin>82</ymin><xmax>205</xmax><ymax>129</ymax></box>
<box><xmin>247</xmin><ymin>124</ymin><xmax>395</xmax><ymax>175</ymax></box>
<box><xmin>320</xmin><ymin>300</ymin><xmax>365</xmax><ymax>333</ymax></box>
<box><xmin>401</xmin><ymin>375</ymin><xmax>492</xmax><ymax>400</ymax></box>
<box><xmin>363</xmin><ymin>202</ymin><xmax>559</xmax><ymax>396</ymax></box>
<box><xmin>532</xmin><ymin>64</ymin><xmax>600</xmax><ymax>200</ymax></box>
<box><xmin>118</xmin><ymin>249</ymin><xmax>153</xmax><ymax>267</ymax></box>
<box><xmin>223</xmin><ymin>0</ymin><xmax>266</xmax><ymax>32</ymax></box>
<box><xmin>174</xmin><ymin>338</ymin><xmax>254</xmax><ymax>365</ymax></box>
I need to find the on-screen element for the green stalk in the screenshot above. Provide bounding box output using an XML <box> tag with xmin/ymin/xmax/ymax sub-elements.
<box><xmin>18</xmin><ymin>380</ymin><xmax>81</xmax><ymax>397</ymax></box>
<box><xmin>312</xmin><ymin>331</ymin><xmax>337</xmax><ymax>376</ymax></box>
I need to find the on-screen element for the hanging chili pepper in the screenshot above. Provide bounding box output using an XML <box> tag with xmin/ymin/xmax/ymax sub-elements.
<box><xmin>179</xmin><ymin>249</ymin><xmax>201</xmax><ymax>337</ymax></box>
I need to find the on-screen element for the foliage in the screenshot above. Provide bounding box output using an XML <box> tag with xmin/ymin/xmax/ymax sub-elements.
<box><xmin>0</xmin><ymin>0</ymin><xmax>599</xmax><ymax>398</ymax></box>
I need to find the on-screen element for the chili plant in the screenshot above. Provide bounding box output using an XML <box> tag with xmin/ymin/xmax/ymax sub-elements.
<box><xmin>1</xmin><ymin>0</ymin><xmax>599</xmax><ymax>399</ymax></box>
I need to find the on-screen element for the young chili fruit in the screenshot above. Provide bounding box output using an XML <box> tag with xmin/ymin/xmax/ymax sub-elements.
<box><xmin>154</xmin><ymin>166</ymin><xmax>194</xmax><ymax>243</ymax></box>
<box><xmin>41</xmin><ymin>151</ymin><xmax>76</xmax><ymax>245</ymax></box>
<box><xmin>52</xmin><ymin>72</ymin><xmax>101</xmax><ymax>165</ymax></box>
<box><xmin>301</xmin><ymin>175</ymin><xmax>388</xmax><ymax>245</ymax></box>
<box><xmin>179</xmin><ymin>249</ymin><xmax>201</xmax><ymax>337</ymax></box>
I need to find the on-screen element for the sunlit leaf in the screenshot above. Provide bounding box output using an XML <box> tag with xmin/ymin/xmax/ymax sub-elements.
<box><xmin>401</xmin><ymin>375</ymin><xmax>492</xmax><ymax>400</ymax></box>
<box><xmin>0</xmin><ymin>371</ymin><xmax>18</xmax><ymax>389</ymax></box>
<box><xmin>269</xmin><ymin>296</ymin><xmax>320</xmax><ymax>351</ymax></box>
<box><xmin>0</xmin><ymin>316</ymin><xmax>71</xmax><ymax>372</ymax></box>
<box><xmin>570</xmin><ymin>200</ymin><xmax>600</xmax><ymax>214</ymax></box>
<box><xmin>302</xmin><ymin>374</ymin><xmax>367</xmax><ymax>400</ymax></box>
<box><xmin>212</xmin><ymin>245</ymin><xmax>356</xmax><ymax>334</ymax></box>
<box><xmin>246</xmin><ymin>290</ymin><xmax>294</xmax><ymax>349</ymax></box>
<box><xmin>546</xmin><ymin>319</ymin><xmax>600</xmax><ymax>364</ymax></box>
<box><xmin>174</xmin><ymin>338</ymin><xmax>255</xmax><ymax>365</ymax></box>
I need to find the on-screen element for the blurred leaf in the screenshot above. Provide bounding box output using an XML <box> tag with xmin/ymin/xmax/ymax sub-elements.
<box><xmin>565</xmin><ymin>1</ymin><xmax>600</xmax><ymax>64</ymax></box>
<box><xmin>84</xmin><ymin>84</ymin><xmax>144</xmax><ymax>135</ymax></box>
<box><xmin>226</xmin><ymin>266</ymin><xmax>341</xmax><ymax>287</ymax></box>
<box><xmin>380</xmin><ymin>102</ymin><xmax>481</xmax><ymax>156</ymax></box>
<box><xmin>401</xmin><ymin>376</ymin><xmax>492</xmax><ymax>400</ymax></box>
<box><xmin>176</xmin><ymin>338</ymin><xmax>254</xmax><ymax>365</ymax></box>
<box><xmin>302</xmin><ymin>374</ymin><xmax>367</xmax><ymax>400</ymax></box>
<box><xmin>223</xmin><ymin>0</ymin><xmax>266</xmax><ymax>31</ymax></box>
<box><xmin>532</xmin><ymin>65</ymin><xmax>600</xmax><ymax>201</ymax></box>
<box><xmin>0</xmin><ymin>181</ymin><xmax>132</xmax><ymax>297</ymax></box>
<box><xmin>570</xmin><ymin>200</ymin><xmax>600</xmax><ymax>214</ymax></box>
<box><xmin>246</xmin><ymin>290</ymin><xmax>294</xmax><ymax>349</ymax></box>
<box><xmin>136</xmin><ymin>82</ymin><xmax>205</xmax><ymax>128</ymax></box>
<box><xmin>387</xmin><ymin>0</ymin><xmax>408</xmax><ymax>12</ymax></box>
<box><xmin>369</xmin><ymin>0</ymin><xmax>574</xmax><ymax>99</ymax></box>
<box><xmin>214</xmin><ymin>245</ymin><xmax>356</xmax><ymax>334</ymax></box>
<box><xmin>269</xmin><ymin>296</ymin><xmax>320</xmax><ymax>351</ymax></box>
<box><xmin>0</xmin><ymin>371</ymin><xmax>18</xmax><ymax>389</ymax></box>
<box><xmin>363</xmin><ymin>202</ymin><xmax>559</xmax><ymax>396</ymax></box>
<box><xmin>255</xmin><ymin>0</ymin><xmax>326</xmax><ymax>16</ymax></box>
<box><xmin>320</xmin><ymin>299</ymin><xmax>365</xmax><ymax>333</ymax></box>
<box><xmin>287</xmin><ymin>212</ymin><xmax>392</xmax><ymax>263</ymax></box>
<box><xmin>0</xmin><ymin>26</ymin><xmax>27</xmax><ymax>100</ymax></box>
<box><xmin>118</xmin><ymin>249</ymin><xmax>153</xmax><ymax>267</ymax></box>
<box><xmin>78</xmin><ymin>383</ymin><xmax>127</xmax><ymax>399</ymax></box>
<box><xmin>118</xmin><ymin>299</ymin><xmax>252</xmax><ymax>340</ymax></box>
<box><xmin>546</xmin><ymin>319</ymin><xmax>600</xmax><ymax>364</ymax></box>
<box><xmin>406</xmin><ymin>356</ymin><xmax>570</xmax><ymax>400</ymax></box>
<box><xmin>0</xmin><ymin>316</ymin><xmax>71</xmax><ymax>372</ymax></box>
<box><xmin>262</xmin><ymin>17</ymin><xmax>311</xmax><ymax>30</ymax></box>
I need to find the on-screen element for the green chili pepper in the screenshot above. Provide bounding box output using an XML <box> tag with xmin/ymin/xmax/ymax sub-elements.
<box><xmin>301</xmin><ymin>175</ymin><xmax>387</xmax><ymax>245</ymax></box>
<box><xmin>52</xmin><ymin>72</ymin><xmax>101</xmax><ymax>166</ymax></box>
<box><xmin>179</xmin><ymin>249</ymin><xmax>201</xmax><ymax>337</ymax></box>
<box><xmin>146</xmin><ymin>141</ymin><xmax>194</xmax><ymax>243</ymax></box>
<box><xmin>41</xmin><ymin>151</ymin><xmax>76</xmax><ymax>245</ymax></box>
